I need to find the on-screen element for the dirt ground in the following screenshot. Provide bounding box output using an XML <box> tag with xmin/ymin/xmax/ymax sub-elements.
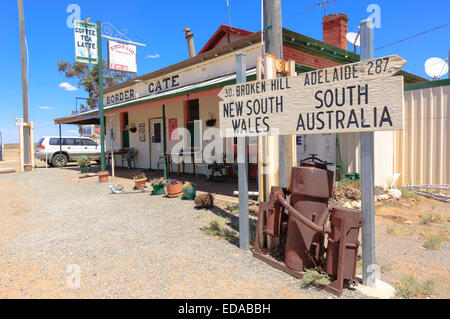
<box><xmin>0</xmin><ymin>147</ymin><xmax>449</xmax><ymax>298</ymax></box>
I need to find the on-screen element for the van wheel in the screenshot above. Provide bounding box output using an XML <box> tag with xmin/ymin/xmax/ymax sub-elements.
<box><xmin>51</xmin><ymin>154</ymin><xmax>68</xmax><ymax>167</ymax></box>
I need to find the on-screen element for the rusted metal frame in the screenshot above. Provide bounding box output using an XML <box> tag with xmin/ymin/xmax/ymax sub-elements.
<box><xmin>276</xmin><ymin>194</ymin><xmax>331</xmax><ymax>234</ymax></box>
<box><xmin>328</xmin><ymin>218</ymin><xmax>348</xmax><ymax>293</ymax></box>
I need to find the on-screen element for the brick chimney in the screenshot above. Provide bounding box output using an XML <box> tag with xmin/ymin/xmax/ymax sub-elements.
<box><xmin>322</xmin><ymin>12</ymin><xmax>349</xmax><ymax>50</ymax></box>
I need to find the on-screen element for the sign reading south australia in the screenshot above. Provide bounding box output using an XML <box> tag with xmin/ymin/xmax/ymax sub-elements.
<box><xmin>218</xmin><ymin>55</ymin><xmax>406</xmax><ymax>137</ymax></box>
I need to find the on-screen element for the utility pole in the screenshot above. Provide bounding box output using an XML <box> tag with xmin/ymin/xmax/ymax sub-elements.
<box><xmin>264</xmin><ymin>0</ymin><xmax>288</xmax><ymax>188</ymax></box>
<box><xmin>236</xmin><ymin>52</ymin><xmax>249</xmax><ymax>250</ymax></box>
<box><xmin>360</xmin><ymin>19</ymin><xmax>376</xmax><ymax>287</ymax></box>
<box><xmin>17</xmin><ymin>0</ymin><xmax>31</xmax><ymax>171</ymax></box>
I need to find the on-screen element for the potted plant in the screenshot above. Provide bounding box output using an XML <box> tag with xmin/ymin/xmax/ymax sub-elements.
<box><xmin>205</xmin><ymin>113</ymin><xmax>216</xmax><ymax>127</ymax></box>
<box><xmin>150</xmin><ymin>177</ymin><xmax>166</xmax><ymax>195</ymax></box>
<box><xmin>166</xmin><ymin>178</ymin><xmax>183</xmax><ymax>198</ymax></box>
<box><xmin>77</xmin><ymin>155</ymin><xmax>91</xmax><ymax>173</ymax></box>
<box><xmin>129</xmin><ymin>122</ymin><xmax>137</xmax><ymax>133</ymax></box>
<box><xmin>98</xmin><ymin>171</ymin><xmax>109</xmax><ymax>182</ymax></box>
<box><xmin>132</xmin><ymin>171</ymin><xmax>147</xmax><ymax>190</ymax></box>
<box><xmin>182</xmin><ymin>181</ymin><xmax>197</xmax><ymax>200</ymax></box>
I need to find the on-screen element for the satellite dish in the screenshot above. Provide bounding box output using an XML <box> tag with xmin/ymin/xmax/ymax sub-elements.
<box><xmin>346</xmin><ymin>32</ymin><xmax>360</xmax><ymax>46</ymax></box>
<box><xmin>424</xmin><ymin>57</ymin><xmax>448</xmax><ymax>79</ymax></box>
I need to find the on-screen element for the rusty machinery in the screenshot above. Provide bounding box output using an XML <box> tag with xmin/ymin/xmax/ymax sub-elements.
<box><xmin>254</xmin><ymin>155</ymin><xmax>362</xmax><ymax>296</ymax></box>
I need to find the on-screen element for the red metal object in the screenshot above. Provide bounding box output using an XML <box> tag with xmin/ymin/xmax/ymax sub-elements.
<box><xmin>284</xmin><ymin>157</ymin><xmax>334</xmax><ymax>271</ymax></box>
<box><xmin>326</xmin><ymin>207</ymin><xmax>362</xmax><ymax>291</ymax></box>
<box><xmin>253</xmin><ymin>155</ymin><xmax>362</xmax><ymax>296</ymax></box>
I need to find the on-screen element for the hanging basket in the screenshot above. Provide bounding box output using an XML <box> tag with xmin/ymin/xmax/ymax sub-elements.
<box><xmin>129</xmin><ymin>127</ymin><xmax>137</xmax><ymax>133</ymax></box>
<box><xmin>206</xmin><ymin>119</ymin><xmax>216</xmax><ymax>127</ymax></box>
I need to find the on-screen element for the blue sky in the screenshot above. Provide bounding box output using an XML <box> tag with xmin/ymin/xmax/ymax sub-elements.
<box><xmin>1</xmin><ymin>0</ymin><xmax>449</xmax><ymax>143</ymax></box>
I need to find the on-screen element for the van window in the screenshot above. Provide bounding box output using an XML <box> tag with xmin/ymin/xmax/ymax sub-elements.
<box><xmin>82</xmin><ymin>139</ymin><xmax>97</xmax><ymax>146</ymax></box>
<box><xmin>64</xmin><ymin>138</ymin><xmax>75</xmax><ymax>145</ymax></box>
<box><xmin>49</xmin><ymin>138</ymin><xmax>62</xmax><ymax>145</ymax></box>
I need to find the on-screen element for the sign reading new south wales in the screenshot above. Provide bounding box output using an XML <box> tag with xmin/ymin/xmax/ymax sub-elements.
<box><xmin>74</xmin><ymin>20</ymin><xmax>98</xmax><ymax>64</ymax></box>
<box><xmin>218</xmin><ymin>54</ymin><xmax>406</xmax><ymax>137</ymax></box>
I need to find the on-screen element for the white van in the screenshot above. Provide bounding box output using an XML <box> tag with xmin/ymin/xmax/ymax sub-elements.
<box><xmin>35</xmin><ymin>136</ymin><xmax>101</xmax><ymax>167</ymax></box>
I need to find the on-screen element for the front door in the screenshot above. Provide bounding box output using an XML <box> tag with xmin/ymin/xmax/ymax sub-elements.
<box><xmin>150</xmin><ymin>119</ymin><xmax>162</xmax><ymax>170</ymax></box>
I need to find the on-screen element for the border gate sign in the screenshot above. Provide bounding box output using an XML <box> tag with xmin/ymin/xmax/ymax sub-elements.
<box><xmin>74</xmin><ymin>20</ymin><xmax>98</xmax><ymax>64</ymax></box>
<box><xmin>219</xmin><ymin>55</ymin><xmax>406</xmax><ymax>137</ymax></box>
<box><xmin>107</xmin><ymin>40</ymin><xmax>137</xmax><ymax>73</ymax></box>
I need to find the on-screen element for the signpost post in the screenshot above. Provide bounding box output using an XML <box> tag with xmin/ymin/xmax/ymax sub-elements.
<box><xmin>236</xmin><ymin>52</ymin><xmax>250</xmax><ymax>250</ymax></box>
<box><xmin>360</xmin><ymin>19</ymin><xmax>376</xmax><ymax>287</ymax></box>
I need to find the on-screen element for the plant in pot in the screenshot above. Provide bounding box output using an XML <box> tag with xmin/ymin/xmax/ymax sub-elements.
<box><xmin>182</xmin><ymin>181</ymin><xmax>197</xmax><ymax>200</ymax></box>
<box><xmin>205</xmin><ymin>113</ymin><xmax>216</xmax><ymax>127</ymax></box>
<box><xmin>166</xmin><ymin>178</ymin><xmax>183</xmax><ymax>198</ymax></box>
<box><xmin>129</xmin><ymin>122</ymin><xmax>137</xmax><ymax>133</ymax></box>
<box><xmin>132</xmin><ymin>171</ymin><xmax>147</xmax><ymax>190</ymax></box>
<box><xmin>150</xmin><ymin>177</ymin><xmax>166</xmax><ymax>195</ymax></box>
<box><xmin>77</xmin><ymin>155</ymin><xmax>91</xmax><ymax>173</ymax></box>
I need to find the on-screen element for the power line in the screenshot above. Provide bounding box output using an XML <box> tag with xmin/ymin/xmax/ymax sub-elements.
<box><xmin>376</xmin><ymin>21</ymin><xmax>450</xmax><ymax>51</ymax></box>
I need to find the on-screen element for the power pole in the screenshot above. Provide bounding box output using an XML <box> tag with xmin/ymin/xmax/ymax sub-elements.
<box><xmin>360</xmin><ymin>19</ymin><xmax>376</xmax><ymax>287</ymax></box>
<box><xmin>17</xmin><ymin>0</ymin><xmax>31</xmax><ymax>171</ymax></box>
<box><xmin>264</xmin><ymin>0</ymin><xmax>288</xmax><ymax>188</ymax></box>
<box><xmin>263</xmin><ymin>0</ymin><xmax>283</xmax><ymax>57</ymax></box>
<box><xmin>236</xmin><ymin>52</ymin><xmax>249</xmax><ymax>250</ymax></box>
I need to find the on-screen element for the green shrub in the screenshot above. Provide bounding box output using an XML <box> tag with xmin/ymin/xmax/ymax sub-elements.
<box><xmin>396</xmin><ymin>275</ymin><xmax>437</xmax><ymax>298</ymax></box>
<box><xmin>398</xmin><ymin>187</ymin><xmax>421</xmax><ymax>202</ymax></box>
<box><xmin>300</xmin><ymin>269</ymin><xmax>331</xmax><ymax>288</ymax></box>
<box><xmin>423</xmin><ymin>235</ymin><xmax>443</xmax><ymax>250</ymax></box>
<box><xmin>76</xmin><ymin>155</ymin><xmax>91</xmax><ymax>166</ymax></box>
<box><xmin>420</xmin><ymin>213</ymin><xmax>442</xmax><ymax>225</ymax></box>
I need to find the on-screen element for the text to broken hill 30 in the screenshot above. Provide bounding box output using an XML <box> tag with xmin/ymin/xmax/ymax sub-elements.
<box><xmin>218</xmin><ymin>55</ymin><xmax>405</xmax><ymax>137</ymax></box>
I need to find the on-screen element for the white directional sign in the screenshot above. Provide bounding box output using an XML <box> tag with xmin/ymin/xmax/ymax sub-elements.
<box><xmin>108</xmin><ymin>40</ymin><xmax>137</xmax><ymax>73</ymax></box>
<box><xmin>218</xmin><ymin>55</ymin><xmax>406</xmax><ymax>137</ymax></box>
<box><xmin>74</xmin><ymin>20</ymin><xmax>98</xmax><ymax>64</ymax></box>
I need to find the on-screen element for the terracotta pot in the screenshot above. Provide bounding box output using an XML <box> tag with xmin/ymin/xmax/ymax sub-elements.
<box><xmin>166</xmin><ymin>182</ymin><xmax>183</xmax><ymax>198</ymax></box>
<box><xmin>98</xmin><ymin>171</ymin><xmax>109</xmax><ymax>182</ymax></box>
<box><xmin>134</xmin><ymin>178</ymin><xmax>147</xmax><ymax>190</ymax></box>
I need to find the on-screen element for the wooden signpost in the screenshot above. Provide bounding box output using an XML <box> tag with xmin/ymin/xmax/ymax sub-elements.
<box><xmin>218</xmin><ymin>55</ymin><xmax>406</xmax><ymax>137</ymax></box>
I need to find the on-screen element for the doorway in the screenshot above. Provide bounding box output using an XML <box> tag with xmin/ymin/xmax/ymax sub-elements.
<box><xmin>150</xmin><ymin>118</ymin><xmax>163</xmax><ymax>169</ymax></box>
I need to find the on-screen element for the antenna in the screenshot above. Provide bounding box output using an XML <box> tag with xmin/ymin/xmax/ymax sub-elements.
<box><xmin>226</xmin><ymin>0</ymin><xmax>232</xmax><ymax>26</ymax></box>
<box><xmin>424</xmin><ymin>57</ymin><xmax>449</xmax><ymax>79</ymax></box>
<box><xmin>306</xmin><ymin>0</ymin><xmax>337</xmax><ymax>17</ymax></box>
<box><xmin>346</xmin><ymin>31</ymin><xmax>360</xmax><ymax>53</ymax></box>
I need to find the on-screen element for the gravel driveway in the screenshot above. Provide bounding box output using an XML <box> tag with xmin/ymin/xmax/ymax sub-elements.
<box><xmin>0</xmin><ymin>167</ymin><xmax>365</xmax><ymax>298</ymax></box>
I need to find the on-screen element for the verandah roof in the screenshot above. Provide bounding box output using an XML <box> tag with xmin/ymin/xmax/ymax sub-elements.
<box><xmin>54</xmin><ymin>69</ymin><xmax>257</xmax><ymax>125</ymax></box>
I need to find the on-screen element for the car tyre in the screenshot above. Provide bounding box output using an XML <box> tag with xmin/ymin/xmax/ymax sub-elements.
<box><xmin>51</xmin><ymin>153</ymin><xmax>68</xmax><ymax>167</ymax></box>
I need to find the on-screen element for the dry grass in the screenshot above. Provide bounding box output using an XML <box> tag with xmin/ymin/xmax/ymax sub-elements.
<box><xmin>386</xmin><ymin>224</ymin><xmax>415</xmax><ymax>236</ymax></box>
<box><xmin>395</xmin><ymin>275</ymin><xmax>437</xmax><ymax>298</ymax></box>
<box><xmin>200</xmin><ymin>220</ymin><xmax>239</xmax><ymax>245</ymax></box>
<box><xmin>423</xmin><ymin>235</ymin><xmax>443</xmax><ymax>250</ymax></box>
<box><xmin>420</xmin><ymin>213</ymin><xmax>442</xmax><ymax>225</ymax></box>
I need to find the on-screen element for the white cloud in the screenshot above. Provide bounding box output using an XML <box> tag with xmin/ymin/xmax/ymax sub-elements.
<box><xmin>145</xmin><ymin>53</ymin><xmax>160</xmax><ymax>59</ymax></box>
<box><xmin>59</xmin><ymin>82</ymin><xmax>78</xmax><ymax>91</ymax></box>
<box><xmin>39</xmin><ymin>106</ymin><xmax>53</xmax><ymax>110</ymax></box>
